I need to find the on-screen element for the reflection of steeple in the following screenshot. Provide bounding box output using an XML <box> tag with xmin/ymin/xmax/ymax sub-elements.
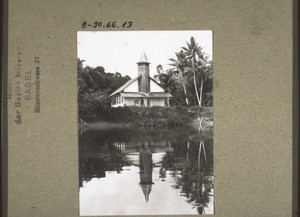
<box><xmin>139</xmin><ymin>144</ymin><xmax>154</xmax><ymax>202</ymax></box>
<box><xmin>141</xmin><ymin>184</ymin><xmax>152</xmax><ymax>202</ymax></box>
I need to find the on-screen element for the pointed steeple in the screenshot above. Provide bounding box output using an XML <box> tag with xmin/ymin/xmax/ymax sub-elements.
<box><xmin>137</xmin><ymin>51</ymin><xmax>150</xmax><ymax>64</ymax></box>
<box><xmin>137</xmin><ymin>51</ymin><xmax>150</xmax><ymax>92</ymax></box>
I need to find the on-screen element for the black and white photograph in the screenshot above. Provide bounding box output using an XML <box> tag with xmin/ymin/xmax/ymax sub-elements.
<box><xmin>77</xmin><ymin>30</ymin><xmax>214</xmax><ymax>215</ymax></box>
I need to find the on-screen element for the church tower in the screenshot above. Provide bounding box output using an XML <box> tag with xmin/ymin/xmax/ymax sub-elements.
<box><xmin>137</xmin><ymin>51</ymin><xmax>150</xmax><ymax>93</ymax></box>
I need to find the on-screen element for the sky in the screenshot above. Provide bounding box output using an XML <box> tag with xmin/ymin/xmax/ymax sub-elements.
<box><xmin>77</xmin><ymin>30</ymin><xmax>212</xmax><ymax>78</ymax></box>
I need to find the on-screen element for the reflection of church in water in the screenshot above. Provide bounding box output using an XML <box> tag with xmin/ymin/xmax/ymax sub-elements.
<box><xmin>114</xmin><ymin>141</ymin><xmax>173</xmax><ymax>202</ymax></box>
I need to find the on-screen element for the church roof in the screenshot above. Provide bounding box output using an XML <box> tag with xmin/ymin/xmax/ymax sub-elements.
<box><xmin>137</xmin><ymin>51</ymin><xmax>150</xmax><ymax>64</ymax></box>
<box><xmin>110</xmin><ymin>76</ymin><xmax>172</xmax><ymax>97</ymax></box>
<box><xmin>110</xmin><ymin>51</ymin><xmax>173</xmax><ymax>97</ymax></box>
<box><xmin>149</xmin><ymin>77</ymin><xmax>164</xmax><ymax>89</ymax></box>
<box><xmin>110</xmin><ymin>76</ymin><xmax>140</xmax><ymax>96</ymax></box>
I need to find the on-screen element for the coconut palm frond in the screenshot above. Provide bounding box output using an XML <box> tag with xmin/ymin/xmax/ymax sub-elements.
<box><xmin>181</xmin><ymin>47</ymin><xmax>191</xmax><ymax>53</ymax></box>
<box><xmin>169</xmin><ymin>58</ymin><xmax>177</xmax><ymax>62</ymax></box>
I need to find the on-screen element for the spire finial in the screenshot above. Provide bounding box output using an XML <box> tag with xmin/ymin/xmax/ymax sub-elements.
<box><xmin>137</xmin><ymin>51</ymin><xmax>150</xmax><ymax>64</ymax></box>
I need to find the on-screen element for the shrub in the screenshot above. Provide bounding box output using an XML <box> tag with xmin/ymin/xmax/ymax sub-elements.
<box><xmin>78</xmin><ymin>91</ymin><xmax>110</xmax><ymax>122</ymax></box>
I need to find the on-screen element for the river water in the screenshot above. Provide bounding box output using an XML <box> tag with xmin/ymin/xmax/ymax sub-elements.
<box><xmin>79</xmin><ymin>124</ymin><xmax>214</xmax><ymax>215</ymax></box>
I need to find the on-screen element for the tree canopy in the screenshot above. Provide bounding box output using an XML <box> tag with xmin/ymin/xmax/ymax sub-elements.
<box><xmin>154</xmin><ymin>37</ymin><xmax>213</xmax><ymax>107</ymax></box>
<box><xmin>77</xmin><ymin>59</ymin><xmax>131</xmax><ymax>95</ymax></box>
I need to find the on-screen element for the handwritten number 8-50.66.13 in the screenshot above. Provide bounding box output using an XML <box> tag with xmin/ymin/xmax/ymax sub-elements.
<box><xmin>81</xmin><ymin>21</ymin><xmax>133</xmax><ymax>29</ymax></box>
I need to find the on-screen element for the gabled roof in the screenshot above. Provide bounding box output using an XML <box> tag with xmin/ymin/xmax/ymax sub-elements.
<box><xmin>149</xmin><ymin>77</ymin><xmax>165</xmax><ymax>90</ymax></box>
<box><xmin>110</xmin><ymin>76</ymin><xmax>140</xmax><ymax>96</ymax></box>
<box><xmin>110</xmin><ymin>75</ymin><xmax>173</xmax><ymax>97</ymax></box>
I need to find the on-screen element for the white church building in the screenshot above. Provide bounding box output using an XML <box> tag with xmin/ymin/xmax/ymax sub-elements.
<box><xmin>110</xmin><ymin>52</ymin><xmax>172</xmax><ymax>107</ymax></box>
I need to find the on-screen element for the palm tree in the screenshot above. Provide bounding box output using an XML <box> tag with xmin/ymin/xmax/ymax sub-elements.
<box><xmin>169</xmin><ymin>51</ymin><xmax>190</xmax><ymax>105</ymax></box>
<box><xmin>182</xmin><ymin>37</ymin><xmax>207</xmax><ymax>106</ymax></box>
<box><xmin>154</xmin><ymin>65</ymin><xmax>174</xmax><ymax>93</ymax></box>
<box><xmin>196</xmin><ymin>60</ymin><xmax>212</xmax><ymax>107</ymax></box>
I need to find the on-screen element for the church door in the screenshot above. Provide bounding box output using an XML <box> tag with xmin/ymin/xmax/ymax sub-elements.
<box><xmin>141</xmin><ymin>98</ymin><xmax>144</xmax><ymax>106</ymax></box>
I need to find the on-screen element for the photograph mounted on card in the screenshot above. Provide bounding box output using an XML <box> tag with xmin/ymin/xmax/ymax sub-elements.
<box><xmin>77</xmin><ymin>30</ymin><xmax>214</xmax><ymax>215</ymax></box>
<box><xmin>3</xmin><ymin>1</ymin><xmax>295</xmax><ymax>217</ymax></box>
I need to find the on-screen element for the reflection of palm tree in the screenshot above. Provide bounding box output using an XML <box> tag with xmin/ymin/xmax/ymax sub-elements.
<box><xmin>195</xmin><ymin>139</ymin><xmax>210</xmax><ymax>212</ymax></box>
<box><xmin>180</xmin><ymin>140</ymin><xmax>211</xmax><ymax>213</ymax></box>
<box><xmin>198</xmin><ymin>140</ymin><xmax>207</xmax><ymax>169</ymax></box>
<box><xmin>182</xmin><ymin>142</ymin><xmax>192</xmax><ymax>197</ymax></box>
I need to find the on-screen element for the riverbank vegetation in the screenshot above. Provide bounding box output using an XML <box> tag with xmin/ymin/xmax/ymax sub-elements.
<box><xmin>78</xmin><ymin>37</ymin><xmax>213</xmax><ymax>126</ymax></box>
<box><xmin>87</xmin><ymin>105</ymin><xmax>212</xmax><ymax>127</ymax></box>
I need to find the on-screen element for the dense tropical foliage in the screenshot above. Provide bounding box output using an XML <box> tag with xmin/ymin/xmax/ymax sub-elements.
<box><xmin>155</xmin><ymin>37</ymin><xmax>213</xmax><ymax>107</ymax></box>
<box><xmin>78</xmin><ymin>59</ymin><xmax>131</xmax><ymax>121</ymax></box>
